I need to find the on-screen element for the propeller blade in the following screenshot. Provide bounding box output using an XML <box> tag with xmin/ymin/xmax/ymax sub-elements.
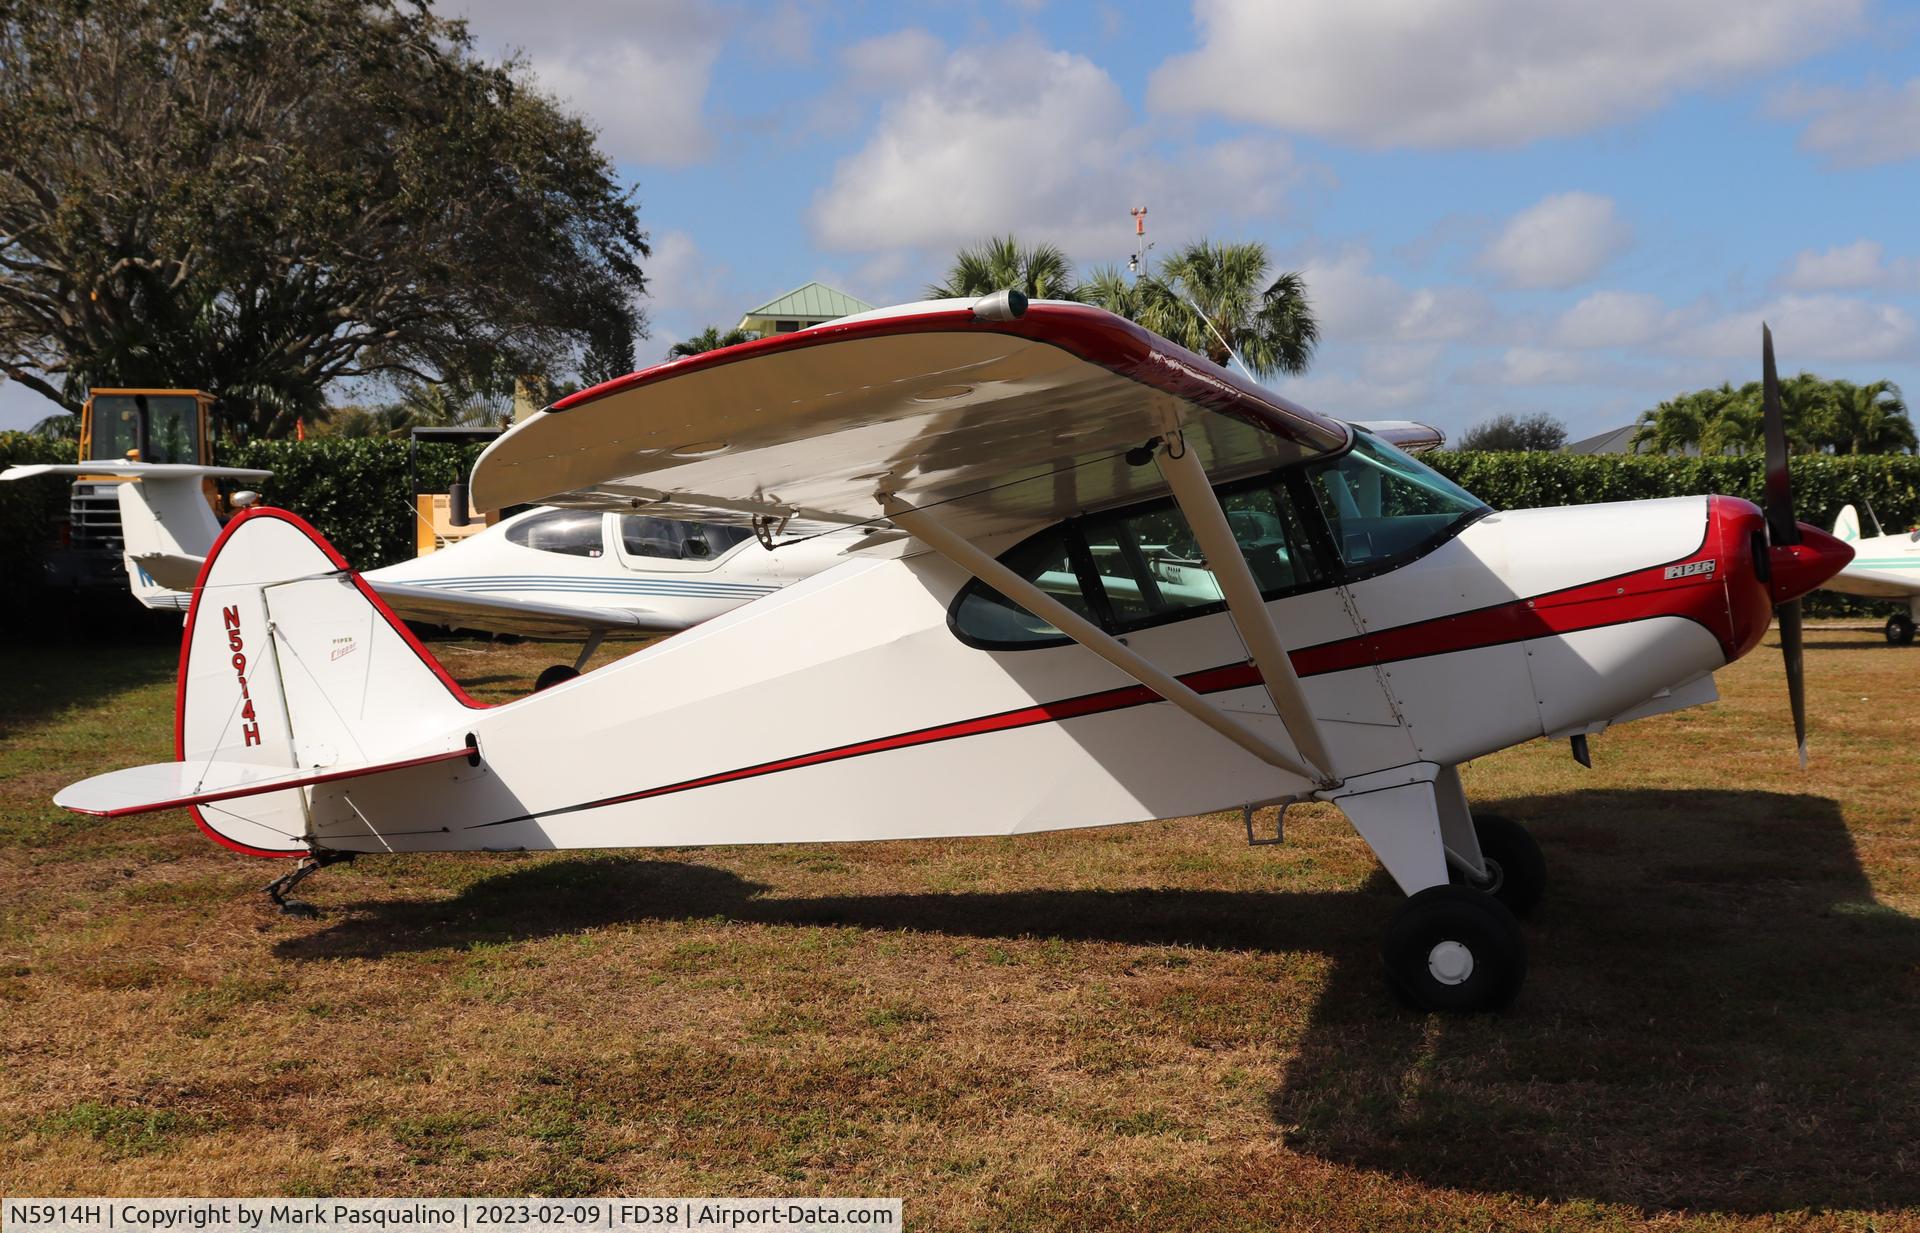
<box><xmin>1761</xmin><ymin>323</ymin><xmax>1800</xmax><ymax>547</ymax></box>
<box><xmin>1777</xmin><ymin>599</ymin><xmax>1807</xmax><ymax>768</ymax></box>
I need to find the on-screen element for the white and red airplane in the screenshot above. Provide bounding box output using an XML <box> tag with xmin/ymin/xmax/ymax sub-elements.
<box><xmin>49</xmin><ymin>294</ymin><xmax>1852</xmax><ymax>1012</ymax></box>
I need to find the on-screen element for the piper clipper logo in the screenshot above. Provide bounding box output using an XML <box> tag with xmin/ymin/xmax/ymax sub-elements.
<box><xmin>221</xmin><ymin>606</ymin><xmax>263</xmax><ymax>747</ymax></box>
<box><xmin>1664</xmin><ymin>559</ymin><xmax>1717</xmax><ymax>581</ymax></box>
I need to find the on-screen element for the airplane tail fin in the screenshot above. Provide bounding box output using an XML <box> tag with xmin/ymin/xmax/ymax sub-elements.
<box><xmin>1833</xmin><ymin>503</ymin><xmax>1861</xmax><ymax>543</ymax></box>
<box><xmin>116</xmin><ymin>474</ymin><xmax>223</xmax><ymax>610</ymax></box>
<box><xmin>108</xmin><ymin>507</ymin><xmax>483</xmax><ymax>855</ymax></box>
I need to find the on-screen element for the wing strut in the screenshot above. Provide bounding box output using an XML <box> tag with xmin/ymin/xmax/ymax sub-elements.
<box><xmin>880</xmin><ymin>495</ymin><xmax>1330</xmax><ymax>786</ymax></box>
<box><xmin>1154</xmin><ymin>432</ymin><xmax>1339</xmax><ymax>784</ymax></box>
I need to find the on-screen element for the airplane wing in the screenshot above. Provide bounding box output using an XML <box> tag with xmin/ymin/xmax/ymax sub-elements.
<box><xmin>0</xmin><ymin>462</ymin><xmax>273</xmax><ymax>482</ymax></box>
<box><xmin>366</xmin><ymin>578</ymin><xmax>677</xmax><ymax>639</ymax></box>
<box><xmin>471</xmin><ymin>298</ymin><xmax>1352</xmax><ymax>540</ymax></box>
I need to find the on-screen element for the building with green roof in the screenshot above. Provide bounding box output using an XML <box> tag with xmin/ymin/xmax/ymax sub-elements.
<box><xmin>736</xmin><ymin>282</ymin><xmax>875</xmax><ymax>337</ymax></box>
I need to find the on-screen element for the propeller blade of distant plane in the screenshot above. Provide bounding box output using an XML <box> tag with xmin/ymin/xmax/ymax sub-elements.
<box><xmin>1762</xmin><ymin>323</ymin><xmax>1810</xmax><ymax>766</ymax></box>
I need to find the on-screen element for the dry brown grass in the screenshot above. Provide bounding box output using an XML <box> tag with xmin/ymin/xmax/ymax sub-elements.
<box><xmin>1</xmin><ymin>626</ymin><xmax>1917</xmax><ymax>1230</ymax></box>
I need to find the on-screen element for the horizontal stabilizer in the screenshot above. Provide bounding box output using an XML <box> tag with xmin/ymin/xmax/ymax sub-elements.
<box><xmin>369</xmin><ymin>578</ymin><xmax>669</xmax><ymax>638</ymax></box>
<box><xmin>55</xmin><ymin>744</ymin><xmax>476</xmax><ymax>818</ymax></box>
<box><xmin>129</xmin><ymin>550</ymin><xmax>207</xmax><ymax>591</ymax></box>
<box><xmin>1</xmin><ymin>462</ymin><xmax>272</xmax><ymax>481</ymax></box>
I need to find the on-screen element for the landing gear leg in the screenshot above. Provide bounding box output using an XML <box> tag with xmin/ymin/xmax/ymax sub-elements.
<box><xmin>264</xmin><ymin>849</ymin><xmax>354</xmax><ymax>918</ymax></box>
<box><xmin>536</xmin><ymin>629</ymin><xmax>608</xmax><ymax>692</ymax></box>
<box><xmin>1327</xmin><ymin>763</ymin><xmax>1529</xmax><ymax>1012</ymax></box>
<box><xmin>1432</xmin><ymin>763</ymin><xmax>1546</xmax><ymax>916</ymax></box>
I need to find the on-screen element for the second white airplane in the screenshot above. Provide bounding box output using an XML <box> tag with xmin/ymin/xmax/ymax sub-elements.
<box><xmin>1825</xmin><ymin>501</ymin><xmax>1920</xmax><ymax>644</ymax></box>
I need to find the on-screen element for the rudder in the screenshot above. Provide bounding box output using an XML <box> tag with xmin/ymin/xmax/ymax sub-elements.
<box><xmin>179</xmin><ymin>508</ymin><xmax>482</xmax><ymax>856</ymax></box>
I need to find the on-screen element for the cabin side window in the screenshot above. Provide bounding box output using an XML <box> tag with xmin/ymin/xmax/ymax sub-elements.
<box><xmin>950</xmin><ymin>474</ymin><xmax>1330</xmax><ymax>648</ymax></box>
<box><xmin>618</xmin><ymin>515</ymin><xmax>754</xmax><ymax>561</ymax></box>
<box><xmin>504</xmin><ymin>509</ymin><xmax>606</xmax><ymax>558</ymax></box>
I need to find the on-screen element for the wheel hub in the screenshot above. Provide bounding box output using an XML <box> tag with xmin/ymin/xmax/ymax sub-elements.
<box><xmin>1427</xmin><ymin>940</ymin><xmax>1475</xmax><ymax>985</ymax></box>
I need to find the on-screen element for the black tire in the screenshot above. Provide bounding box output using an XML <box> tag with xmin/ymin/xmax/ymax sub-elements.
<box><xmin>1383</xmin><ymin>885</ymin><xmax>1527</xmax><ymax>1013</ymax></box>
<box><xmin>1449</xmin><ymin>813</ymin><xmax>1546</xmax><ymax>918</ymax></box>
<box><xmin>1886</xmin><ymin>614</ymin><xmax>1915</xmax><ymax>646</ymax></box>
<box><xmin>534</xmin><ymin>664</ymin><xmax>580</xmax><ymax>692</ymax></box>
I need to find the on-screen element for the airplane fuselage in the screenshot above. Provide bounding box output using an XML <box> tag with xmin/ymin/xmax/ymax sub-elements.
<box><xmin>207</xmin><ymin>491</ymin><xmax>1792</xmax><ymax>862</ymax></box>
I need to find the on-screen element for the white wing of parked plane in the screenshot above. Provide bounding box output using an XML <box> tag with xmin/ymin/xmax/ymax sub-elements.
<box><xmin>364</xmin><ymin>578</ymin><xmax>664</xmax><ymax>639</ymax></box>
<box><xmin>471</xmin><ymin>297</ymin><xmax>1353</xmax><ymax>540</ymax></box>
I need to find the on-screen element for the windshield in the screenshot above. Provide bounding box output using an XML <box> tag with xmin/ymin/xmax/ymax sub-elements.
<box><xmin>1310</xmin><ymin>432</ymin><xmax>1487</xmax><ymax>571</ymax></box>
<box><xmin>88</xmin><ymin>394</ymin><xmax>202</xmax><ymax>464</ymax></box>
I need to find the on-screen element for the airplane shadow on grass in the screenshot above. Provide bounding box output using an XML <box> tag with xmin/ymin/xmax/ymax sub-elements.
<box><xmin>279</xmin><ymin>787</ymin><xmax>1920</xmax><ymax>1215</ymax></box>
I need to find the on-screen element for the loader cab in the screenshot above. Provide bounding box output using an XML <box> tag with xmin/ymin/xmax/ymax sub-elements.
<box><xmin>81</xmin><ymin>390</ymin><xmax>212</xmax><ymax>466</ymax></box>
<box><xmin>55</xmin><ymin>389</ymin><xmax>219</xmax><ymax>587</ymax></box>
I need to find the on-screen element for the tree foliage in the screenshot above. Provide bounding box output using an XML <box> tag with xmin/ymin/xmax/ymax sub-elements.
<box><xmin>0</xmin><ymin>0</ymin><xmax>649</xmax><ymax>439</ymax></box>
<box><xmin>925</xmin><ymin>235</ymin><xmax>1085</xmax><ymax>303</ymax></box>
<box><xmin>1457</xmin><ymin>412</ymin><xmax>1568</xmax><ymax>452</ymax></box>
<box><xmin>1084</xmin><ymin>241</ymin><xmax>1318</xmax><ymax>380</ymax></box>
<box><xmin>1631</xmin><ymin>375</ymin><xmax>1913</xmax><ymax>456</ymax></box>
<box><xmin>668</xmin><ymin>326</ymin><xmax>758</xmax><ymax>358</ymax></box>
<box><xmin>930</xmin><ymin>235</ymin><xmax>1321</xmax><ymax>382</ymax></box>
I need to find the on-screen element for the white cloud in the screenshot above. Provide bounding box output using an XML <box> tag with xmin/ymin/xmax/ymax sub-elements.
<box><xmin>1462</xmin><ymin>348</ymin><xmax>1624</xmax><ymax>388</ymax></box>
<box><xmin>1297</xmin><ymin>248</ymin><xmax>1494</xmax><ymax>344</ymax></box>
<box><xmin>1479</xmin><ymin>193</ymin><xmax>1631</xmax><ymax>291</ymax></box>
<box><xmin>808</xmin><ymin>37</ymin><xmax>1306</xmax><ymax>256</ymax></box>
<box><xmin>1285</xmin><ymin>370</ymin><xmax>1433</xmax><ymax>417</ymax></box>
<box><xmin>1778</xmin><ymin>239</ymin><xmax>1919</xmax><ymax>291</ymax></box>
<box><xmin>1550</xmin><ymin>290</ymin><xmax>1672</xmax><ymax>348</ymax></box>
<box><xmin>644</xmin><ymin>231</ymin><xmax>749</xmax><ymax>359</ymax></box>
<box><xmin>842</xmin><ymin>28</ymin><xmax>945</xmax><ymax>93</ymax></box>
<box><xmin>1148</xmin><ymin>0</ymin><xmax>1860</xmax><ymax>147</ymax></box>
<box><xmin>450</xmin><ymin>0</ymin><xmax>724</xmax><ymax>166</ymax></box>
<box><xmin>1674</xmin><ymin>294</ymin><xmax>1918</xmax><ymax>364</ymax></box>
<box><xmin>1774</xmin><ymin>77</ymin><xmax>1920</xmax><ymax>168</ymax></box>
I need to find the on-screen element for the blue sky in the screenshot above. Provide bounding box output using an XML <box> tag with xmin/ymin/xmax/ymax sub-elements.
<box><xmin>5</xmin><ymin>0</ymin><xmax>1918</xmax><ymax>442</ymax></box>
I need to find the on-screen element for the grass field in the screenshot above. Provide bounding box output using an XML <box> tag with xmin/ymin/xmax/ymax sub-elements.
<box><xmin>1</xmin><ymin>625</ymin><xmax>1916</xmax><ymax>1230</ymax></box>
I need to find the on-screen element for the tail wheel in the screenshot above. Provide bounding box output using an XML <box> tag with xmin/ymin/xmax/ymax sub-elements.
<box><xmin>1383</xmin><ymin>885</ymin><xmax>1527</xmax><ymax>1013</ymax></box>
<box><xmin>1449</xmin><ymin>813</ymin><xmax>1546</xmax><ymax>918</ymax></box>
<box><xmin>534</xmin><ymin>665</ymin><xmax>580</xmax><ymax>692</ymax></box>
<box><xmin>1886</xmin><ymin>614</ymin><xmax>1915</xmax><ymax>646</ymax></box>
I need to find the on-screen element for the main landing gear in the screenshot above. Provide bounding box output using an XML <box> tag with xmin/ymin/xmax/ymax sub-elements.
<box><xmin>1384</xmin><ymin>884</ymin><xmax>1526</xmax><ymax>1012</ymax></box>
<box><xmin>1325</xmin><ymin>764</ymin><xmax>1546</xmax><ymax>1013</ymax></box>
<box><xmin>1886</xmin><ymin>613</ymin><xmax>1915</xmax><ymax>646</ymax></box>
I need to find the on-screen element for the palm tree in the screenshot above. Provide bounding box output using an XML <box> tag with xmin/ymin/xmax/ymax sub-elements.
<box><xmin>1820</xmin><ymin>379</ymin><xmax>1913</xmax><ymax>454</ymax></box>
<box><xmin>668</xmin><ymin>326</ymin><xmax>757</xmax><ymax>359</ymax></box>
<box><xmin>1143</xmin><ymin>239</ymin><xmax>1319</xmax><ymax>379</ymax></box>
<box><xmin>926</xmin><ymin>236</ymin><xmax>1085</xmax><ymax>302</ymax></box>
<box><xmin>1630</xmin><ymin>388</ymin><xmax>1721</xmax><ymax>455</ymax></box>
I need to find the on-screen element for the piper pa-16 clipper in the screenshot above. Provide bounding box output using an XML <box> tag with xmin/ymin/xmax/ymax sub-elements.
<box><xmin>51</xmin><ymin>295</ymin><xmax>1853</xmax><ymax>1011</ymax></box>
<box><xmin>1823</xmin><ymin>501</ymin><xmax>1920</xmax><ymax>645</ymax></box>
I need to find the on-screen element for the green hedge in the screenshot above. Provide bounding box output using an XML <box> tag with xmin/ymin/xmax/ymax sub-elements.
<box><xmin>1425</xmin><ymin>451</ymin><xmax>1920</xmax><ymax>533</ymax></box>
<box><xmin>0</xmin><ymin>431</ymin><xmax>84</xmax><ymax>591</ymax></box>
<box><xmin>217</xmin><ymin>438</ymin><xmax>492</xmax><ymax>570</ymax></box>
